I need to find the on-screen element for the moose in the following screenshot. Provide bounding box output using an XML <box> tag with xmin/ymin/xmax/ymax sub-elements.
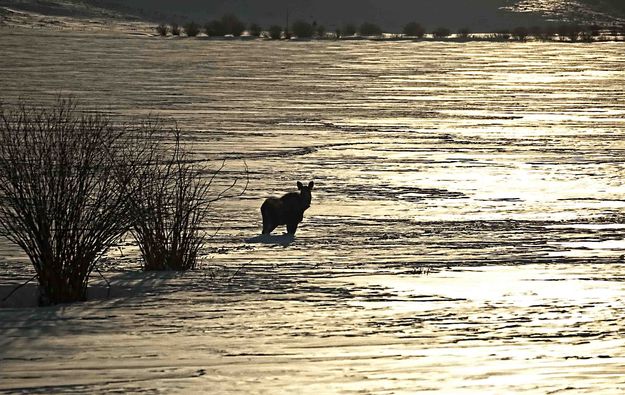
<box><xmin>261</xmin><ymin>181</ymin><xmax>314</xmax><ymax>235</ymax></box>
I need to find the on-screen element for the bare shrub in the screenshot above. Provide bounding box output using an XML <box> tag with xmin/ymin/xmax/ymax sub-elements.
<box><xmin>129</xmin><ymin>127</ymin><xmax>247</xmax><ymax>271</ymax></box>
<box><xmin>432</xmin><ymin>27</ymin><xmax>451</xmax><ymax>39</ymax></box>
<box><xmin>589</xmin><ymin>24</ymin><xmax>602</xmax><ymax>37</ymax></box>
<box><xmin>343</xmin><ymin>24</ymin><xmax>357</xmax><ymax>36</ymax></box>
<box><xmin>358</xmin><ymin>22</ymin><xmax>383</xmax><ymax>37</ymax></box>
<box><xmin>249</xmin><ymin>23</ymin><xmax>262</xmax><ymax>37</ymax></box>
<box><xmin>544</xmin><ymin>25</ymin><xmax>558</xmax><ymax>40</ymax></box>
<box><xmin>171</xmin><ymin>23</ymin><xmax>181</xmax><ymax>36</ymax></box>
<box><xmin>184</xmin><ymin>21</ymin><xmax>200</xmax><ymax>37</ymax></box>
<box><xmin>221</xmin><ymin>14</ymin><xmax>245</xmax><ymax>36</ymax></box>
<box><xmin>403</xmin><ymin>22</ymin><xmax>425</xmax><ymax>38</ymax></box>
<box><xmin>205</xmin><ymin>20</ymin><xmax>225</xmax><ymax>37</ymax></box>
<box><xmin>580</xmin><ymin>29</ymin><xmax>593</xmax><ymax>43</ymax></box>
<box><xmin>156</xmin><ymin>24</ymin><xmax>168</xmax><ymax>36</ymax></box>
<box><xmin>493</xmin><ymin>30</ymin><xmax>511</xmax><ymax>40</ymax></box>
<box><xmin>457</xmin><ymin>27</ymin><xmax>471</xmax><ymax>39</ymax></box>
<box><xmin>292</xmin><ymin>20</ymin><xmax>315</xmax><ymax>38</ymax></box>
<box><xmin>512</xmin><ymin>26</ymin><xmax>529</xmax><ymax>41</ymax></box>
<box><xmin>0</xmin><ymin>99</ymin><xmax>136</xmax><ymax>305</ymax></box>
<box><xmin>268</xmin><ymin>25</ymin><xmax>282</xmax><ymax>39</ymax></box>
<box><xmin>315</xmin><ymin>24</ymin><xmax>326</xmax><ymax>38</ymax></box>
<box><xmin>529</xmin><ymin>25</ymin><xmax>546</xmax><ymax>40</ymax></box>
<box><xmin>558</xmin><ymin>23</ymin><xmax>582</xmax><ymax>42</ymax></box>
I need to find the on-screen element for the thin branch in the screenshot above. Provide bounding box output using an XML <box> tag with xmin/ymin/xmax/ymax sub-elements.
<box><xmin>1</xmin><ymin>273</ymin><xmax>38</xmax><ymax>303</ymax></box>
<box><xmin>228</xmin><ymin>262</ymin><xmax>249</xmax><ymax>284</ymax></box>
<box><xmin>94</xmin><ymin>266</ymin><xmax>111</xmax><ymax>298</ymax></box>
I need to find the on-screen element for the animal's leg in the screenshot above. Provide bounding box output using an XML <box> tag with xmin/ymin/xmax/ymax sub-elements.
<box><xmin>287</xmin><ymin>222</ymin><xmax>298</xmax><ymax>235</ymax></box>
<box><xmin>261</xmin><ymin>206</ymin><xmax>271</xmax><ymax>234</ymax></box>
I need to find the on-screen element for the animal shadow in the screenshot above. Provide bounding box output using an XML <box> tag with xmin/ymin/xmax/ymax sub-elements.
<box><xmin>245</xmin><ymin>233</ymin><xmax>295</xmax><ymax>247</ymax></box>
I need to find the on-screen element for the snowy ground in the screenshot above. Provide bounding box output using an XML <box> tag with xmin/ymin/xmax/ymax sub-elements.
<box><xmin>2</xmin><ymin>264</ymin><xmax>625</xmax><ymax>393</ymax></box>
<box><xmin>1</xmin><ymin>29</ymin><xmax>625</xmax><ymax>393</ymax></box>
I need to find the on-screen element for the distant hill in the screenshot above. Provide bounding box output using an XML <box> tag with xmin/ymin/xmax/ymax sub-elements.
<box><xmin>582</xmin><ymin>0</ymin><xmax>625</xmax><ymax>18</ymax></box>
<box><xmin>508</xmin><ymin>0</ymin><xmax>625</xmax><ymax>25</ymax></box>
<box><xmin>93</xmin><ymin>0</ymin><xmax>548</xmax><ymax>31</ymax></box>
<box><xmin>1</xmin><ymin>0</ymin><xmax>623</xmax><ymax>32</ymax></box>
<box><xmin>0</xmin><ymin>0</ymin><xmax>547</xmax><ymax>31</ymax></box>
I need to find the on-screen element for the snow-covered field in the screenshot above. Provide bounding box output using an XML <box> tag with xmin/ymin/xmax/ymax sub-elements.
<box><xmin>1</xmin><ymin>29</ymin><xmax>625</xmax><ymax>393</ymax></box>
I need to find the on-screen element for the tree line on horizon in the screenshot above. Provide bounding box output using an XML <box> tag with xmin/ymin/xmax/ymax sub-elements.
<box><xmin>155</xmin><ymin>14</ymin><xmax>625</xmax><ymax>42</ymax></box>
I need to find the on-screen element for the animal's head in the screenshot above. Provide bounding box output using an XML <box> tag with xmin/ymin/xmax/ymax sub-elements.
<box><xmin>297</xmin><ymin>181</ymin><xmax>314</xmax><ymax>209</ymax></box>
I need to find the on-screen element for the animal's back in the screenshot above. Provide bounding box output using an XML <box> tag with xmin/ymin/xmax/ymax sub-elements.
<box><xmin>280</xmin><ymin>192</ymin><xmax>301</xmax><ymax>204</ymax></box>
<box><xmin>261</xmin><ymin>196</ymin><xmax>286</xmax><ymax>224</ymax></box>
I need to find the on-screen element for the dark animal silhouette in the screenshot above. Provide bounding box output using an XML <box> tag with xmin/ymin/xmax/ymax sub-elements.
<box><xmin>261</xmin><ymin>181</ymin><xmax>314</xmax><ymax>235</ymax></box>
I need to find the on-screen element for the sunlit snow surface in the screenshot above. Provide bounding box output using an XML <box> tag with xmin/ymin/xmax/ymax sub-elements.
<box><xmin>507</xmin><ymin>0</ymin><xmax>625</xmax><ymax>24</ymax></box>
<box><xmin>1</xmin><ymin>30</ymin><xmax>625</xmax><ymax>393</ymax></box>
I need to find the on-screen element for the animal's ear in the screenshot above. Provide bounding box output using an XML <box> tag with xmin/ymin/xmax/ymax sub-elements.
<box><xmin>308</xmin><ymin>181</ymin><xmax>314</xmax><ymax>190</ymax></box>
<box><xmin>297</xmin><ymin>181</ymin><xmax>303</xmax><ymax>190</ymax></box>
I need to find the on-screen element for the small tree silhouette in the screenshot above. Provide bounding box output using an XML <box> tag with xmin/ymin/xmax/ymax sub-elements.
<box><xmin>359</xmin><ymin>22</ymin><xmax>382</xmax><ymax>36</ymax></box>
<box><xmin>316</xmin><ymin>24</ymin><xmax>326</xmax><ymax>38</ymax></box>
<box><xmin>403</xmin><ymin>22</ymin><xmax>425</xmax><ymax>38</ymax></box>
<box><xmin>249</xmin><ymin>23</ymin><xmax>262</xmax><ymax>37</ymax></box>
<box><xmin>558</xmin><ymin>23</ymin><xmax>582</xmax><ymax>41</ymax></box>
<box><xmin>171</xmin><ymin>23</ymin><xmax>181</xmax><ymax>36</ymax></box>
<box><xmin>432</xmin><ymin>27</ymin><xmax>451</xmax><ymax>38</ymax></box>
<box><xmin>493</xmin><ymin>29</ymin><xmax>511</xmax><ymax>40</ymax></box>
<box><xmin>184</xmin><ymin>21</ymin><xmax>200</xmax><ymax>37</ymax></box>
<box><xmin>205</xmin><ymin>20</ymin><xmax>226</xmax><ymax>37</ymax></box>
<box><xmin>205</xmin><ymin>15</ymin><xmax>245</xmax><ymax>37</ymax></box>
<box><xmin>221</xmin><ymin>14</ymin><xmax>245</xmax><ymax>36</ymax></box>
<box><xmin>457</xmin><ymin>27</ymin><xmax>471</xmax><ymax>39</ymax></box>
<box><xmin>268</xmin><ymin>25</ymin><xmax>282</xmax><ymax>39</ymax></box>
<box><xmin>589</xmin><ymin>24</ymin><xmax>602</xmax><ymax>37</ymax></box>
<box><xmin>512</xmin><ymin>26</ymin><xmax>529</xmax><ymax>41</ymax></box>
<box><xmin>567</xmin><ymin>24</ymin><xmax>582</xmax><ymax>42</ymax></box>
<box><xmin>580</xmin><ymin>28</ymin><xmax>593</xmax><ymax>42</ymax></box>
<box><xmin>343</xmin><ymin>24</ymin><xmax>357</xmax><ymax>36</ymax></box>
<box><xmin>156</xmin><ymin>24</ymin><xmax>168</xmax><ymax>36</ymax></box>
<box><xmin>529</xmin><ymin>25</ymin><xmax>545</xmax><ymax>40</ymax></box>
<box><xmin>292</xmin><ymin>20</ymin><xmax>315</xmax><ymax>38</ymax></box>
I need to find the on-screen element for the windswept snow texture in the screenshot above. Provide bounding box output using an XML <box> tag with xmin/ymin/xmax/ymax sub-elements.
<box><xmin>508</xmin><ymin>0</ymin><xmax>625</xmax><ymax>24</ymax></box>
<box><xmin>1</xmin><ymin>31</ymin><xmax>625</xmax><ymax>393</ymax></box>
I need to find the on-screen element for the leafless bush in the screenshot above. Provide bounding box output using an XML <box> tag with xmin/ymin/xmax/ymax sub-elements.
<box><xmin>512</xmin><ymin>26</ymin><xmax>529</xmax><ymax>41</ymax></box>
<box><xmin>184</xmin><ymin>21</ymin><xmax>200</xmax><ymax>37</ymax></box>
<box><xmin>359</xmin><ymin>22</ymin><xmax>383</xmax><ymax>37</ymax></box>
<box><xmin>558</xmin><ymin>23</ymin><xmax>582</xmax><ymax>42</ymax></box>
<box><xmin>268</xmin><ymin>25</ymin><xmax>282</xmax><ymax>39</ymax></box>
<box><xmin>432</xmin><ymin>27</ymin><xmax>451</xmax><ymax>39</ymax></box>
<box><xmin>493</xmin><ymin>30</ymin><xmax>511</xmax><ymax>40</ymax></box>
<box><xmin>403</xmin><ymin>22</ymin><xmax>425</xmax><ymax>38</ymax></box>
<box><xmin>156</xmin><ymin>24</ymin><xmax>168</xmax><ymax>36</ymax></box>
<box><xmin>0</xmin><ymin>99</ymin><xmax>136</xmax><ymax>305</ymax></box>
<box><xmin>529</xmin><ymin>25</ymin><xmax>547</xmax><ymax>40</ymax></box>
<box><xmin>128</xmin><ymin>126</ymin><xmax>247</xmax><ymax>271</ymax></box>
<box><xmin>457</xmin><ymin>28</ymin><xmax>471</xmax><ymax>39</ymax></box>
